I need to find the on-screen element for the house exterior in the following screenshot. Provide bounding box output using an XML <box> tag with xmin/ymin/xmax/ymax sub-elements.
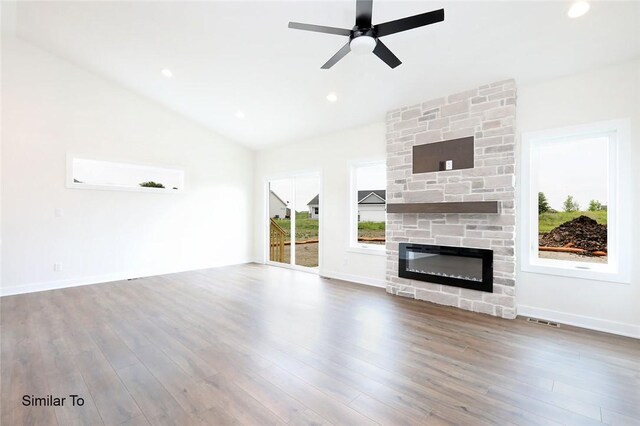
<box><xmin>269</xmin><ymin>190</ymin><xmax>290</xmax><ymax>219</ymax></box>
<box><xmin>307</xmin><ymin>190</ymin><xmax>386</xmax><ymax>221</ymax></box>
<box><xmin>307</xmin><ymin>195</ymin><xmax>320</xmax><ymax>219</ymax></box>
<box><xmin>357</xmin><ymin>190</ymin><xmax>386</xmax><ymax>222</ymax></box>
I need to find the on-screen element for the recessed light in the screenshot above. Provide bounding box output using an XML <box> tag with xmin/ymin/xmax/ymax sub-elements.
<box><xmin>235</xmin><ymin>110</ymin><xmax>245</xmax><ymax>119</ymax></box>
<box><xmin>568</xmin><ymin>1</ymin><xmax>590</xmax><ymax>18</ymax></box>
<box><xmin>161</xmin><ymin>68</ymin><xmax>173</xmax><ymax>78</ymax></box>
<box><xmin>326</xmin><ymin>92</ymin><xmax>338</xmax><ymax>103</ymax></box>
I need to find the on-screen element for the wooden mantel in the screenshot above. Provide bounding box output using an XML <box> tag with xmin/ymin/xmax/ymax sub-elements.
<box><xmin>386</xmin><ymin>201</ymin><xmax>499</xmax><ymax>214</ymax></box>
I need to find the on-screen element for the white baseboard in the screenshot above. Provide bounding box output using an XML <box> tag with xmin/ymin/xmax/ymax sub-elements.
<box><xmin>0</xmin><ymin>259</ymin><xmax>252</xmax><ymax>297</ymax></box>
<box><xmin>518</xmin><ymin>304</ymin><xmax>640</xmax><ymax>339</ymax></box>
<box><xmin>320</xmin><ymin>270</ymin><xmax>386</xmax><ymax>289</ymax></box>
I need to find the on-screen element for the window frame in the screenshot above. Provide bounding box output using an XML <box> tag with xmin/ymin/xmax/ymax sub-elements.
<box><xmin>349</xmin><ymin>159</ymin><xmax>387</xmax><ymax>256</ymax></box>
<box><xmin>520</xmin><ymin>119</ymin><xmax>631</xmax><ymax>284</ymax></box>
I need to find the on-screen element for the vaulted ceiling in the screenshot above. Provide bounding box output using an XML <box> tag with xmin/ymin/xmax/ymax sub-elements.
<box><xmin>9</xmin><ymin>1</ymin><xmax>640</xmax><ymax>148</ymax></box>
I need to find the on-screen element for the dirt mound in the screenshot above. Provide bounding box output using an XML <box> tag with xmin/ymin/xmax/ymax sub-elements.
<box><xmin>539</xmin><ymin>215</ymin><xmax>607</xmax><ymax>253</ymax></box>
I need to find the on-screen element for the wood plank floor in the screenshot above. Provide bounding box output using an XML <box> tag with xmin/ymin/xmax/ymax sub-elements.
<box><xmin>1</xmin><ymin>264</ymin><xmax>639</xmax><ymax>425</ymax></box>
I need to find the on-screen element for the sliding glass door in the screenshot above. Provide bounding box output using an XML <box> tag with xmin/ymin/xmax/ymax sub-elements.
<box><xmin>267</xmin><ymin>174</ymin><xmax>320</xmax><ymax>269</ymax></box>
<box><xmin>268</xmin><ymin>178</ymin><xmax>292</xmax><ymax>265</ymax></box>
<box><xmin>294</xmin><ymin>175</ymin><xmax>320</xmax><ymax>268</ymax></box>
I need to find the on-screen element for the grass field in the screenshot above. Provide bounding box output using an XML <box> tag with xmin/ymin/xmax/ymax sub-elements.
<box><xmin>273</xmin><ymin>212</ymin><xmax>385</xmax><ymax>241</ymax></box>
<box><xmin>273</xmin><ymin>212</ymin><xmax>318</xmax><ymax>241</ymax></box>
<box><xmin>538</xmin><ymin>210</ymin><xmax>607</xmax><ymax>233</ymax></box>
<box><xmin>358</xmin><ymin>221</ymin><xmax>385</xmax><ymax>240</ymax></box>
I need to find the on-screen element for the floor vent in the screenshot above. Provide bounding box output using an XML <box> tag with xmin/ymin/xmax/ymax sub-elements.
<box><xmin>526</xmin><ymin>318</ymin><xmax>560</xmax><ymax>328</ymax></box>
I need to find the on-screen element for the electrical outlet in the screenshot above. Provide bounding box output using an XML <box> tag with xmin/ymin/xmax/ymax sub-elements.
<box><xmin>53</xmin><ymin>263</ymin><xmax>62</xmax><ymax>272</ymax></box>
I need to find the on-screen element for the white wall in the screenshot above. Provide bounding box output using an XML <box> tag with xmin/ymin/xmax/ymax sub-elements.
<box><xmin>517</xmin><ymin>60</ymin><xmax>640</xmax><ymax>337</ymax></box>
<box><xmin>1</xmin><ymin>37</ymin><xmax>254</xmax><ymax>295</ymax></box>
<box><xmin>253</xmin><ymin>123</ymin><xmax>387</xmax><ymax>287</ymax></box>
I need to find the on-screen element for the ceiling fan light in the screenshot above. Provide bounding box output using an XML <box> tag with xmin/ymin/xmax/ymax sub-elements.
<box><xmin>350</xmin><ymin>36</ymin><xmax>377</xmax><ymax>55</ymax></box>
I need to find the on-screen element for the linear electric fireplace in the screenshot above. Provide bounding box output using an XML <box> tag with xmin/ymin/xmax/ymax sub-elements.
<box><xmin>399</xmin><ymin>243</ymin><xmax>493</xmax><ymax>292</ymax></box>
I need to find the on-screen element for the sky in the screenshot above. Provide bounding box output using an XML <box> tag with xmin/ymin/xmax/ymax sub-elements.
<box><xmin>270</xmin><ymin>163</ymin><xmax>386</xmax><ymax>211</ymax></box>
<box><xmin>269</xmin><ymin>177</ymin><xmax>317</xmax><ymax>212</ymax></box>
<box><xmin>356</xmin><ymin>163</ymin><xmax>386</xmax><ymax>191</ymax></box>
<box><xmin>536</xmin><ymin>136</ymin><xmax>608</xmax><ymax>211</ymax></box>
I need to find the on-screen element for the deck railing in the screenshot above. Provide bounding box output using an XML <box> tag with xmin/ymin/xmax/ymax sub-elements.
<box><xmin>269</xmin><ymin>218</ymin><xmax>286</xmax><ymax>262</ymax></box>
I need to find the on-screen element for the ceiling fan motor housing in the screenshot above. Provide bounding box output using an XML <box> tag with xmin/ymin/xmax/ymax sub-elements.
<box><xmin>350</xmin><ymin>27</ymin><xmax>377</xmax><ymax>41</ymax></box>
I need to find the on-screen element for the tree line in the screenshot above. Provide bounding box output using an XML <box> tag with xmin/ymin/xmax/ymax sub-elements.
<box><xmin>538</xmin><ymin>192</ymin><xmax>606</xmax><ymax>214</ymax></box>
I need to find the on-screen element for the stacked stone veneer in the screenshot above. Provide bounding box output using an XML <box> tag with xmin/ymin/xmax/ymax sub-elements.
<box><xmin>385</xmin><ymin>80</ymin><xmax>517</xmax><ymax>319</ymax></box>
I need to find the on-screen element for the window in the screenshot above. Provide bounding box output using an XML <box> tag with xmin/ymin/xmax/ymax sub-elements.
<box><xmin>521</xmin><ymin>120</ymin><xmax>631</xmax><ymax>283</ymax></box>
<box><xmin>350</xmin><ymin>161</ymin><xmax>386</xmax><ymax>253</ymax></box>
<box><xmin>68</xmin><ymin>156</ymin><xmax>184</xmax><ymax>193</ymax></box>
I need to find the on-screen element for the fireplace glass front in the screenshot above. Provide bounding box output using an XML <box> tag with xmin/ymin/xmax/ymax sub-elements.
<box><xmin>399</xmin><ymin>243</ymin><xmax>493</xmax><ymax>292</ymax></box>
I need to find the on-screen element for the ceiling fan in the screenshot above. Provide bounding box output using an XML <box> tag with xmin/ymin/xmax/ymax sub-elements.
<box><xmin>288</xmin><ymin>0</ymin><xmax>444</xmax><ymax>69</ymax></box>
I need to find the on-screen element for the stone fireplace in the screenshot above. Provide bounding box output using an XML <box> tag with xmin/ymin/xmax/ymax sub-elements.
<box><xmin>385</xmin><ymin>80</ymin><xmax>517</xmax><ymax>319</ymax></box>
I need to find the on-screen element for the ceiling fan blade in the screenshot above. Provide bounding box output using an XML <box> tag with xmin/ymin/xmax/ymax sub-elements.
<box><xmin>374</xmin><ymin>9</ymin><xmax>444</xmax><ymax>37</ymax></box>
<box><xmin>321</xmin><ymin>42</ymin><xmax>351</xmax><ymax>69</ymax></box>
<box><xmin>355</xmin><ymin>0</ymin><xmax>373</xmax><ymax>28</ymax></box>
<box><xmin>372</xmin><ymin>40</ymin><xmax>401</xmax><ymax>69</ymax></box>
<box><xmin>288</xmin><ymin>22</ymin><xmax>351</xmax><ymax>36</ymax></box>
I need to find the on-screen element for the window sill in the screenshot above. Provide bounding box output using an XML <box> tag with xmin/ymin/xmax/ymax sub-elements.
<box><xmin>348</xmin><ymin>245</ymin><xmax>387</xmax><ymax>256</ymax></box>
<box><xmin>521</xmin><ymin>258</ymin><xmax>630</xmax><ymax>284</ymax></box>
